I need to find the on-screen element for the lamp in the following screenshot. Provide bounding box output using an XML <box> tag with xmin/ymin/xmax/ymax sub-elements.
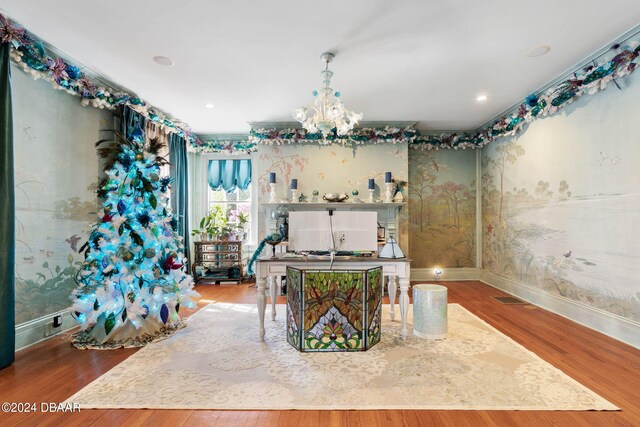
<box><xmin>293</xmin><ymin>52</ymin><xmax>363</xmax><ymax>137</ymax></box>
<box><xmin>378</xmin><ymin>236</ymin><xmax>405</xmax><ymax>259</ymax></box>
<box><xmin>434</xmin><ymin>267</ymin><xmax>442</xmax><ymax>280</ymax></box>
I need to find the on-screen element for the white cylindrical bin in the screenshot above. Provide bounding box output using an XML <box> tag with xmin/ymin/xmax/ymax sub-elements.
<box><xmin>412</xmin><ymin>284</ymin><xmax>448</xmax><ymax>339</ymax></box>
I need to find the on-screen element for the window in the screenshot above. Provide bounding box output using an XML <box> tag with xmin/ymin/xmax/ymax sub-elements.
<box><xmin>207</xmin><ymin>185</ymin><xmax>253</xmax><ymax>242</ymax></box>
<box><xmin>204</xmin><ymin>157</ymin><xmax>255</xmax><ymax>244</ymax></box>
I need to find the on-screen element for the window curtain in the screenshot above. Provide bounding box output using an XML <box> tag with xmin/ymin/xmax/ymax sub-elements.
<box><xmin>169</xmin><ymin>133</ymin><xmax>190</xmax><ymax>262</ymax></box>
<box><xmin>145</xmin><ymin>121</ymin><xmax>170</xmax><ymax>177</ymax></box>
<box><xmin>207</xmin><ymin>159</ymin><xmax>252</xmax><ymax>192</ymax></box>
<box><xmin>121</xmin><ymin>105</ymin><xmax>145</xmax><ymax>141</ymax></box>
<box><xmin>0</xmin><ymin>42</ymin><xmax>15</xmax><ymax>369</ymax></box>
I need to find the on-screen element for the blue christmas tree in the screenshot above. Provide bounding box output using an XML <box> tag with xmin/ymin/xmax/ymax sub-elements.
<box><xmin>70</xmin><ymin>124</ymin><xmax>198</xmax><ymax>349</ymax></box>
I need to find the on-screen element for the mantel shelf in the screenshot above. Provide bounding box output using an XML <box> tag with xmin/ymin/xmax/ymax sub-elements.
<box><xmin>260</xmin><ymin>202</ymin><xmax>406</xmax><ymax>208</ymax></box>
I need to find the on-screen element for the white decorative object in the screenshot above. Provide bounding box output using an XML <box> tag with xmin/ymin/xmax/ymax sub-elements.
<box><xmin>292</xmin><ymin>52</ymin><xmax>363</xmax><ymax>137</ymax></box>
<box><xmin>385</xmin><ymin>183</ymin><xmax>394</xmax><ymax>203</ymax></box>
<box><xmin>413</xmin><ymin>284</ymin><xmax>448</xmax><ymax>339</ymax></box>
<box><xmin>393</xmin><ymin>191</ymin><xmax>404</xmax><ymax>202</ymax></box>
<box><xmin>290</xmin><ymin>189</ymin><xmax>298</xmax><ymax>203</ymax></box>
<box><xmin>289</xmin><ymin>211</ymin><xmax>377</xmax><ymax>252</ymax></box>
<box><xmin>322</xmin><ymin>193</ymin><xmax>349</xmax><ymax>202</ymax></box>
<box><xmin>378</xmin><ymin>236</ymin><xmax>405</xmax><ymax>258</ymax></box>
<box><xmin>367</xmin><ymin>189</ymin><xmax>375</xmax><ymax>203</ymax></box>
<box><xmin>269</xmin><ymin>183</ymin><xmax>278</xmax><ymax>203</ymax></box>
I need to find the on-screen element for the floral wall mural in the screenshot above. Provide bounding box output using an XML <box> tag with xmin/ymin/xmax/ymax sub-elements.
<box><xmin>256</xmin><ymin>143</ymin><xmax>409</xmax><ymax>250</ymax></box>
<box><xmin>482</xmin><ymin>71</ymin><xmax>640</xmax><ymax>322</ymax></box>
<box><xmin>13</xmin><ymin>64</ymin><xmax>113</xmax><ymax>325</ymax></box>
<box><xmin>408</xmin><ymin>149</ymin><xmax>476</xmax><ymax>268</ymax></box>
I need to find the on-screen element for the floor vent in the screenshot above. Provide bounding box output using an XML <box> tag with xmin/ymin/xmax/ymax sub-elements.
<box><xmin>492</xmin><ymin>296</ymin><xmax>528</xmax><ymax>304</ymax></box>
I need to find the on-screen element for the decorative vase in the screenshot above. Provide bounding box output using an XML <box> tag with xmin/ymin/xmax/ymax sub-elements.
<box><xmin>277</xmin><ymin>217</ymin><xmax>289</xmax><ymax>241</ymax></box>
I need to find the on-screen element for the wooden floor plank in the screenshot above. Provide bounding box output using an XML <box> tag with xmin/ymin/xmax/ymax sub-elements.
<box><xmin>1</xmin><ymin>280</ymin><xmax>639</xmax><ymax>426</ymax></box>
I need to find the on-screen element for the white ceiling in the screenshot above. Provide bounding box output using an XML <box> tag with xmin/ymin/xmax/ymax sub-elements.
<box><xmin>2</xmin><ymin>1</ymin><xmax>640</xmax><ymax>134</ymax></box>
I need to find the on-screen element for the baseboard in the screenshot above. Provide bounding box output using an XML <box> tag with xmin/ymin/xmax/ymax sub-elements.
<box><xmin>15</xmin><ymin>310</ymin><xmax>76</xmax><ymax>351</ymax></box>
<box><xmin>411</xmin><ymin>267</ymin><xmax>480</xmax><ymax>281</ymax></box>
<box><xmin>480</xmin><ymin>270</ymin><xmax>640</xmax><ymax>349</ymax></box>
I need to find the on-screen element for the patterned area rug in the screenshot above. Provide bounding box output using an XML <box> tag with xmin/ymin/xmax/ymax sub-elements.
<box><xmin>66</xmin><ymin>303</ymin><xmax>618</xmax><ymax>410</ymax></box>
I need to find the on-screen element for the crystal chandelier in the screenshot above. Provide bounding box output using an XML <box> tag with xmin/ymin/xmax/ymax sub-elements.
<box><xmin>293</xmin><ymin>52</ymin><xmax>362</xmax><ymax>137</ymax></box>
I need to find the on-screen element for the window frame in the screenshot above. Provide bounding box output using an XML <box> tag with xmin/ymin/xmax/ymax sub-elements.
<box><xmin>199</xmin><ymin>153</ymin><xmax>258</xmax><ymax>246</ymax></box>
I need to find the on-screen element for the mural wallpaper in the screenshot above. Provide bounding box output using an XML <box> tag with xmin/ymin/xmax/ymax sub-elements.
<box><xmin>408</xmin><ymin>149</ymin><xmax>476</xmax><ymax>268</ymax></box>
<box><xmin>482</xmin><ymin>71</ymin><xmax>640</xmax><ymax>321</ymax></box>
<box><xmin>13</xmin><ymin>64</ymin><xmax>112</xmax><ymax>325</ymax></box>
<box><xmin>256</xmin><ymin>143</ymin><xmax>409</xmax><ymax>249</ymax></box>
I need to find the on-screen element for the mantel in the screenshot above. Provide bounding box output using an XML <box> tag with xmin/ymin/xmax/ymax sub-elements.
<box><xmin>260</xmin><ymin>202</ymin><xmax>405</xmax><ymax>247</ymax></box>
<box><xmin>260</xmin><ymin>202</ymin><xmax>405</xmax><ymax>209</ymax></box>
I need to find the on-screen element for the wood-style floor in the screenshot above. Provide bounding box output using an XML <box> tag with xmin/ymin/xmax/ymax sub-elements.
<box><xmin>1</xmin><ymin>280</ymin><xmax>639</xmax><ymax>427</ymax></box>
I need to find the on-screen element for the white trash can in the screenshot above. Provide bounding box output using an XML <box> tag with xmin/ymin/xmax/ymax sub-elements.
<box><xmin>412</xmin><ymin>284</ymin><xmax>448</xmax><ymax>339</ymax></box>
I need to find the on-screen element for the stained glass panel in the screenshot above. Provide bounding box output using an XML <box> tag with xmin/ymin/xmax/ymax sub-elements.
<box><xmin>286</xmin><ymin>267</ymin><xmax>382</xmax><ymax>352</ymax></box>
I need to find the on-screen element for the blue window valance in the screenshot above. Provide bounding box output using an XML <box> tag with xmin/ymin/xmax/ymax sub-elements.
<box><xmin>207</xmin><ymin>159</ymin><xmax>252</xmax><ymax>192</ymax></box>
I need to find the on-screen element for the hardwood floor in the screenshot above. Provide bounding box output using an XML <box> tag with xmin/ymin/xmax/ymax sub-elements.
<box><xmin>1</xmin><ymin>280</ymin><xmax>639</xmax><ymax>426</ymax></box>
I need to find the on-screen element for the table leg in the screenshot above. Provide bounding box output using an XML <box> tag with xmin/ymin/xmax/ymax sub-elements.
<box><xmin>387</xmin><ymin>274</ymin><xmax>397</xmax><ymax>321</ymax></box>
<box><xmin>398</xmin><ymin>277</ymin><xmax>410</xmax><ymax>336</ymax></box>
<box><xmin>270</xmin><ymin>275</ymin><xmax>278</xmax><ymax>321</ymax></box>
<box><xmin>257</xmin><ymin>276</ymin><xmax>267</xmax><ymax>341</ymax></box>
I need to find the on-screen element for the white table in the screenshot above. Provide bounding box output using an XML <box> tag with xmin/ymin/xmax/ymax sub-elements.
<box><xmin>255</xmin><ymin>256</ymin><xmax>411</xmax><ymax>340</ymax></box>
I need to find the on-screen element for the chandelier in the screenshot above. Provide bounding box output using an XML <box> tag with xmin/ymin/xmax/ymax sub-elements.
<box><xmin>293</xmin><ymin>52</ymin><xmax>362</xmax><ymax>137</ymax></box>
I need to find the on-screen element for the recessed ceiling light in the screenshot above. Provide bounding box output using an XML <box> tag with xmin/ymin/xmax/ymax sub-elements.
<box><xmin>476</xmin><ymin>95</ymin><xmax>488</xmax><ymax>102</ymax></box>
<box><xmin>526</xmin><ymin>45</ymin><xmax>551</xmax><ymax>58</ymax></box>
<box><xmin>205</xmin><ymin>103</ymin><xmax>214</xmax><ymax>109</ymax></box>
<box><xmin>152</xmin><ymin>56</ymin><xmax>175</xmax><ymax>66</ymax></box>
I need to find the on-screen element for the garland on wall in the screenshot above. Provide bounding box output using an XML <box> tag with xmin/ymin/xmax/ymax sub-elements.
<box><xmin>0</xmin><ymin>13</ymin><xmax>203</xmax><ymax>147</ymax></box>
<box><xmin>246</xmin><ymin>40</ymin><xmax>640</xmax><ymax>151</ymax></box>
<box><xmin>248</xmin><ymin>127</ymin><xmax>418</xmax><ymax>146</ymax></box>
<box><xmin>411</xmin><ymin>40</ymin><xmax>640</xmax><ymax>150</ymax></box>
<box><xmin>188</xmin><ymin>139</ymin><xmax>257</xmax><ymax>154</ymax></box>
<box><xmin>3</xmin><ymin>12</ymin><xmax>640</xmax><ymax>153</ymax></box>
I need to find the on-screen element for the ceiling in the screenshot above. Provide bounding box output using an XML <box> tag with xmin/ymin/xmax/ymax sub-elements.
<box><xmin>2</xmin><ymin>1</ymin><xmax>640</xmax><ymax>135</ymax></box>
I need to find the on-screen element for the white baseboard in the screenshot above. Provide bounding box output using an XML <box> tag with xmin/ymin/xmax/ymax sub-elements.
<box><xmin>411</xmin><ymin>267</ymin><xmax>480</xmax><ymax>281</ymax></box>
<box><xmin>480</xmin><ymin>270</ymin><xmax>640</xmax><ymax>349</ymax></box>
<box><xmin>15</xmin><ymin>310</ymin><xmax>76</xmax><ymax>351</ymax></box>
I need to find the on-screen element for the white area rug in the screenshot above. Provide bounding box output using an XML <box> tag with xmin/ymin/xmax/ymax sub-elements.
<box><xmin>66</xmin><ymin>303</ymin><xmax>618</xmax><ymax>410</ymax></box>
